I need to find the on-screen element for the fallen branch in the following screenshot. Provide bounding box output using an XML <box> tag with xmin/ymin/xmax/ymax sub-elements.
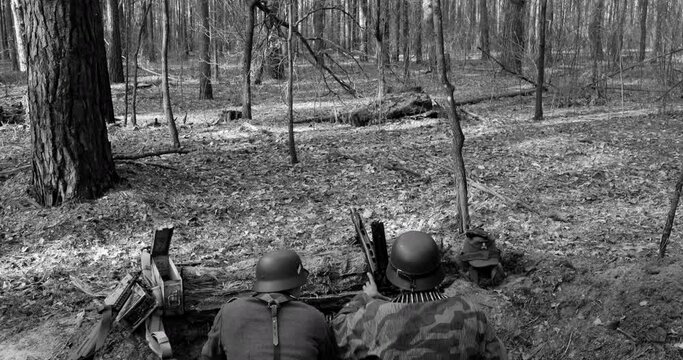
<box><xmin>453</xmin><ymin>88</ymin><xmax>537</xmax><ymax>106</ymax></box>
<box><xmin>0</xmin><ymin>164</ymin><xmax>30</xmax><ymax>177</ymax></box>
<box><xmin>116</xmin><ymin>160</ymin><xmax>178</xmax><ymax>170</ymax></box>
<box><xmin>112</xmin><ymin>148</ymin><xmax>190</xmax><ymax>161</ymax></box>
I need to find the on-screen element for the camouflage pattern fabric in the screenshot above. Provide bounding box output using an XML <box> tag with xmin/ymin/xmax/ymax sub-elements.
<box><xmin>333</xmin><ymin>293</ymin><xmax>508</xmax><ymax>360</ymax></box>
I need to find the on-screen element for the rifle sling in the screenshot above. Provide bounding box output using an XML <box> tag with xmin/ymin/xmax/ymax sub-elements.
<box><xmin>254</xmin><ymin>293</ymin><xmax>292</xmax><ymax>360</ymax></box>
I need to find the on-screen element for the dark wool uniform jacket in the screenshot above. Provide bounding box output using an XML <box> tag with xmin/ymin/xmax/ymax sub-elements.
<box><xmin>200</xmin><ymin>296</ymin><xmax>337</xmax><ymax>360</ymax></box>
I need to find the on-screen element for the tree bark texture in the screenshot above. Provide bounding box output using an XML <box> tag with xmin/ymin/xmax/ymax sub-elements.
<box><xmin>502</xmin><ymin>0</ymin><xmax>525</xmax><ymax>74</ymax></box>
<box><xmin>313</xmin><ymin>0</ymin><xmax>324</xmax><ymax>54</ymax></box>
<box><xmin>660</xmin><ymin>170</ymin><xmax>683</xmax><ymax>258</ymax></box>
<box><xmin>401</xmin><ymin>0</ymin><xmax>409</xmax><ymax>80</ymax></box>
<box><xmin>358</xmin><ymin>0</ymin><xmax>368</xmax><ymax>61</ymax></box>
<box><xmin>287</xmin><ymin>0</ymin><xmax>297</xmax><ymax>165</ymax></box>
<box><xmin>422</xmin><ymin>0</ymin><xmax>435</xmax><ymax>70</ymax></box>
<box><xmin>9</xmin><ymin>0</ymin><xmax>25</xmax><ymax>71</ymax></box>
<box><xmin>589</xmin><ymin>0</ymin><xmax>604</xmax><ymax>61</ymax></box>
<box><xmin>535</xmin><ymin>0</ymin><xmax>547</xmax><ymax>121</ymax></box>
<box><xmin>161</xmin><ymin>0</ymin><xmax>180</xmax><ymax>148</ymax></box>
<box><xmin>242</xmin><ymin>0</ymin><xmax>257</xmax><ymax>120</ymax></box>
<box><xmin>638</xmin><ymin>0</ymin><xmax>648</xmax><ymax>62</ymax></box>
<box><xmin>104</xmin><ymin>0</ymin><xmax>124</xmax><ymax>83</ymax></box>
<box><xmin>25</xmin><ymin>0</ymin><xmax>117</xmax><ymax>206</ymax></box>
<box><xmin>376</xmin><ymin>0</ymin><xmax>385</xmax><ymax>102</ymax></box>
<box><xmin>414</xmin><ymin>0</ymin><xmax>422</xmax><ymax>64</ymax></box>
<box><xmin>198</xmin><ymin>0</ymin><xmax>213</xmax><ymax>100</ymax></box>
<box><xmin>479</xmin><ymin>0</ymin><xmax>489</xmax><ymax>60</ymax></box>
<box><xmin>3</xmin><ymin>0</ymin><xmax>17</xmax><ymax>70</ymax></box>
<box><xmin>432</xmin><ymin>0</ymin><xmax>469</xmax><ymax>232</ymax></box>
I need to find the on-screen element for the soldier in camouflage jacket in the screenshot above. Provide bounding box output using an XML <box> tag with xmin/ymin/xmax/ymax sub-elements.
<box><xmin>333</xmin><ymin>231</ymin><xmax>507</xmax><ymax>360</ymax></box>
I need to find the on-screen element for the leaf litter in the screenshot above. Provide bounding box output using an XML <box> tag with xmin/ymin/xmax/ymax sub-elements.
<box><xmin>0</xmin><ymin>67</ymin><xmax>682</xmax><ymax>359</ymax></box>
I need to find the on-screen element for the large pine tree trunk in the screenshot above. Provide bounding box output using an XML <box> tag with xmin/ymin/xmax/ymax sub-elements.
<box><xmin>104</xmin><ymin>0</ymin><xmax>124</xmax><ymax>83</ymax></box>
<box><xmin>432</xmin><ymin>0</ymin><xmax>469</xmax><ymax>232</ymax></box>
<box><xmin>502</xmin><ymin>0</ymin><xmax>525</xmax><ymax>74</ymax></box>
<box><xmin>9</xmin><ymin>0</ymin><xmax>25</xmax><ymax>71</ymax></box>
<box><xmin>25</xmin><ymin>0</ymin><xmax>117</xmax><ymax>206</ymax></box>
<box><xmin>198</xmin><ymin>0</ymin><xmax>213</xmax><ymax>99</ymax></box>
<box><xmin>161</xmin><ymin>0</ymin><xmax>180</xmax><ymax>148</ymax></box>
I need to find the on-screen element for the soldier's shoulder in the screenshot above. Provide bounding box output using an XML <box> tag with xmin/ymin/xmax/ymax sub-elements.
<box><xmin>441</xmin><ymin>295</ymin><xmax>483</xmax><ymax>313</ymax></box>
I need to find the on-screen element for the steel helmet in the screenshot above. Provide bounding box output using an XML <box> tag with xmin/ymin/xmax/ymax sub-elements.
<box><xmin>253</xmin><ymin>249</ymin><xmax>309</xmax><ymax>293</ymax></box>
<box><xmin>386</xmin><ymin>231</ymin><xmax>445</xmax><ymax>291</ymax></box>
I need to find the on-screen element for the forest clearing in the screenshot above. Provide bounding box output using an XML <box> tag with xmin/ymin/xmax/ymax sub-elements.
<box><xmin>1</xmin><ymin>0</ymin><xmax>683</xmax><ymax>359</ymax></box>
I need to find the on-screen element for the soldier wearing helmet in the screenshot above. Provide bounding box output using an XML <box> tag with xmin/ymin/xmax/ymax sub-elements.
<box><xmin>201</xmin><ymin>249</ymin><xmax>337</xmax><ymax>360</ymax></box>
<box><xmin>333</xmin><ymin>231</ymin><xmax>508</xmax><ymax>360</ymax></box>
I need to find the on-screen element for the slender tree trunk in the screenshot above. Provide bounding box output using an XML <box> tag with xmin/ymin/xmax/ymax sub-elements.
<box><xmin>161</xmin><ymin>0</ymin><xmax>180</xmax><ymax>148</ymax></box>
<box><xmin>423</xmin><ymin>0</ymin><xmax>435</xmax><ymax>70</ymax></box>
<box><xmin>401</xmin><ymin>0</ymin><xmax>409</xmax><ymax>80</ymax></box>
<box><xmin>359</xmin><ymin>0</ymin><xmax>368</xmax><ymax>61</ymax></box>
<box><xmin>105</xmin><ymin>0</ymin><xmax>124</xmax><ymax>83</ymax></box>
<box><xmin>0</xmin><ymin>2</ymin><xmax>8</xmax><ymax>60</ymax></box>
<box><xmin>479</xmin><ymin>0</ymin><xmax>489</xmax><ymax>60</ymax></box>
<box><xmin>376</xmin><ymin>0</ymin><xmax>385</xmax><ymax>102</ymax></box>
<box><xmin>144</xmin><ymin>5</ymin><xmax>157</xmax><ymax>62</ymax></box>
<box><xmin>659</xmin><ymin>170</ymin><xmax>683</xmax><ymax>258</ymax></box>
<box><xmin>25</xmin><ymin>0</ymin><xmax>117</xmax><ymax>206</ymax></box>
<box><xmin>535</xmin><ymin>0</ymin><xmax>547</xmax><ymax>121</ymax></box>
<box><xmin>9</xmin><ymin>0</ymin><xmax>25</xmax><ymax>71</ymax></box>
<box><xmin>198</xmin><ymin>0</ymin><xmax>213</xmax><ymax>99</ymax></box>
<box><xmin>287</xmin><ymin>0</ymin><xmax>298</xmax><ymax>164</ymax></box>
<box><xmin>132</xmin><ymin>2</ymin><xmax>152</xmax><ymax>127</ymax></box>
<box><xmin>392</xmin><ymin>0</ymin><xmax>400</xmax><ymax>62</ymax></box>
<box><xmin>123</xmin><ymin>0</ymin><xmax>131</xmax><ymax>126</ymax></box>
<box><xmin>432</xmin><ymin>0</ymin><xmax>469</xmax><ymax>232</ymax></box>
<box><xmin>242</xmin><ymin>0</ymin><xmax>257</xmax><ymax>119</ymax></box>
<box><xmin>638</xmin><ymin>0</ymin><xmax>648</xmax><ymax>61</ymax></box>
<box><xmin>3</xmin><ymin>0</ymin><xmax>16</xmax><ymax>69</ymax></box>
<box><xmin>546</xmin><ymin>0</ymin><xmax>553</xmax><ymax>64</ymax></box>
<box><xmin>653</xmin><ymin>1</ymin><xmax>665</xmax><ymax>57</ymax></box>
<box><xmin>313</xmin><ymin>0</ymin><xmax>324</xmax><ymax>54</ymax></box>
<box><xmin>415</xmin><ymin>0</ymin><xmax>422</xmax><ymax>63</ymax></box>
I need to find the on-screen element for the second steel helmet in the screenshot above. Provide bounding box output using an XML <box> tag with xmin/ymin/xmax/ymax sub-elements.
<box><xmin>253</xmin><ymin>249</ymin><xmax>309</xmax><ymax>293</ymax></box>
<box><xmin>386</xmin><ymin>231</ymin><xmax>445</xmax><ymax>291</ymax></box>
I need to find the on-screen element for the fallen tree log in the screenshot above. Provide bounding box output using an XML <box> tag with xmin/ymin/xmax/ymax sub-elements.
<box><xmin>298</xmin><ymin>91</ymin><xmax>436</xmax><ymax>126</ymax></box>
<box><xmin>453</xmin><ymin>88</ymin><xmax>537</xmax><ymax>106</ymax></box>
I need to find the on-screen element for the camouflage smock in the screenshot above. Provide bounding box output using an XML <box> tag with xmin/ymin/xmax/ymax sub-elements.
<box><xmin>332</xmin><ymin>292</ymin><xmax>507</xmax><ymax>360</ymax></box>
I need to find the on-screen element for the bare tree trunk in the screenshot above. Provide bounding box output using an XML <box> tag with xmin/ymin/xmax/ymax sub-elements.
<box><xmin>376</xmin><ymin>0</ymin><xmax>385</xmax><ymax>102</ymax></box>
<box><xmin>432</xmin><ymin>0</ymin><xmax>469</xmax><ymax>232</ymax></box>
<box><xmin>415</xmin><ymin>0</ymin><xmax>422</xmax><ymax>63</ymax></box>
<box><xmin>9</xmin><ymin>0</ymin><xmax>25</xmax><ymax>71</ymax></box>
<box><xmin>123</xmin><ymin>0</ymin><xmax>131</xmax><ymax>126</ymax></box>
<box><xmin>534</xmin><ymin>0</ymin><xmax>547</xmax><ymax>121</ymax></box>
<box><xmin>198</xmin><ymin>0</ymin><xmax>213</xmax><ymax>99</ymax></box>
<box><xmin>3</xmin><ymin>0</ymin><xmax>17</xmax><ymax>70</ymax></box>
<box><xmin>423</xmin><ymin>0</ymin><xmax>435</xmax><ymax>71</ymax></box>
<box><xmin>589</xmin><ymin>0</ymin><xmax>604</xmax><ymax>62</ymax></box>
<box><xmin>502</xmin><ymin>0</ymin><xmax>525</xmax><ymax>74</ymax></box>
<box><xmin>653</xmin><ymin>1</ymin><xmax>665</xmax><ymax>57</ymax></box>
<box><xmin>25</xmin><ymin>0</ymin><xmax>117</xmax><ymax>206</ymax></box>
<box><xmin>287</xmin><ymin>0</ymin><xmax>298</xmax><ymax>164</ymax></box>
<box><xmin>105</xmin><ymin>0</ymin><xmax>124</xmax><ymax>83</ymax></box>
<box><xmin>479</xmin><ymin>0</ymin><xmax>489</xmax><ymax>60</ymax></box>
<box><xmin>161</xmin><ymin>0</ymin><xmax>180</xmax><ymax>148</ymax></box>
<box><xmin>401</xmin><ymin>0</ymin><xmax>409</xmax><ymax>80</ymax></box>
<box><xmin>143</xmin><ymin>4</ymin><xmax>157</xmax><ymax>62</ymax></box>
<box><xmin>242</xmin><ymin>0</ymin><xmax>257</xmax><ymax>119</ymax></box>
<box><xmin>660</xmin><ymin>170</ymin><xmax>683</xmax><ymax>258</ymax></box>
<box><xmin>546</xmin><ymin>0</ymin><xmax>553</xmax><ymax>64</ymax></box>
<box><xmin>638</xmin><ymin>0</ymin><xmax>648</xmax><ymax>61</ymax></box>
<box><xmin>359</xmin><ymin>0</ymin><xmax>368</xmax><ymax>61</ymax></box>
<box><xmin>313</xmin><ymin>0</ymin><xmax>324</xmax><ymax>54</ymax></box>
<box><xmin>132</xmin><ymin>2</ymin><xmax>152</xmax><ymax>128</ymax></box>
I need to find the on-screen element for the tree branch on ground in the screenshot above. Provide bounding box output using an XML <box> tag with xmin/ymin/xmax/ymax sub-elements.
<box><xmin>112</xmin><ymin>148</ymin><xmax>190</xmax><ymax>160</ymax></box>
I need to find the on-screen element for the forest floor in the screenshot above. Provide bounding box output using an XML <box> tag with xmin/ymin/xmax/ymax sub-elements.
<box><xmin>1</xmin><ymin>58</ymin><xmax>682</xmax><ymax>360</ymax></box>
